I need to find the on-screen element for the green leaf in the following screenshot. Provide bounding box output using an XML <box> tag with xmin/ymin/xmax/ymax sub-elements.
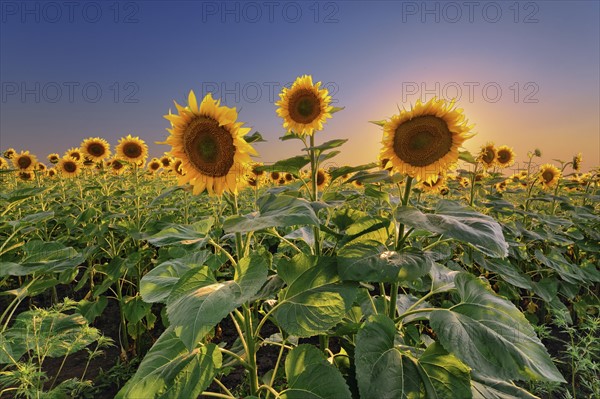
<box><xmin>0</xmin><ymin>241</ymin><xmax>84</xmax><ymax>276</ymax></box>
<box><xmin>0</xmin><ymin>186</ymin><xmax>48</xmax><ymax>203</ymax></box>
<box><xmin>280</xmin><ymin>345</ymin><xmax>351</xmax><ymax>399</ymax></box>
<box><xmin>329</xmin><ymin>163</ymin><xmax>377</xmax><ymax>181</ymax></box>
<box><xmin>430</xmin><ymin>273</ymin><xmax>565</xmax><ymax>382</ymax></box>
<box><xmin>459</xmin><ymin>150</ymin><xmax>477</xmax><ymax>164</ymax></box>
<box><xmin>274</xmin><ymin>254</ymin><xmax>356</xmax><ymax>337</ymax></box>
<box><xmin>478</xmin><ymin>257</ymin><xmax>533</xmax><ymax>289</ymax></box>
<box><xmin>338</xmin><ymin>241</ymin><xmax>432</xmax><ymax>283</ymax></box>
<box><xmin>354</xmin><ymin>314</ymin><xmax>423</xmax><ymax>399</ymax></box>
<box><xmin>471</xmin><ymin>373</ymin><xmax>540</xmax><ymax>398</ymax></box>
<box><xmin>418</xmin><ymin>342</ymin><xmax>472</xmax><ymax>399</ymax></box>
<box><xmin>255</xmin><ymin>155</ymin><xmax>310</xmax><ymax>174</ymax></box>
<box><xmin>395</xmin><ymin>200</ymin><xmax>508</xmax><ymax>258</ymax></box>
<box><xmin>224</xmin><ymin>194</ymin><xmax>319</xmax><ymax>233</ymax></box>
<box><xmin>76</xmin><ymin>296</ymin><xmax>108</xmax><ymax>323</ymax></box>
<box><xmin>166</xmin><ymin>252</ymin><xmax>269</xmax><ymax>350</ymax></box>
<box><xmin>115</xmin><ymin>328</ymin><xmax>221</xmax><ymax>399</ymax></box>
<box><xmin>147</xmin><ymin>219</ymin><xmax>214</xmax><ymax>247</ymax></box>
<box><xmin>306</xmin><ymin>139</ymin><xmax>348</xmax><ymax>152</ymax></box>
<box><xmin>244</xmin><ymin>131</ymin><xmax>266</xmax><ymax>143</ymax></box>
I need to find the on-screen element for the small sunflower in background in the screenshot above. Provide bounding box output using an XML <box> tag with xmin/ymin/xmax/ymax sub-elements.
<box><xmin>18</xmin><ymin>171</ymin><xmax>34</xmax><ymax>181</ymax></box>
<box><xmin>47</xmin><ymin>168</ymin><xmax>57</xmax><ymax>177</ymax></box>
<box><xmin>57</xmin><ymin>157</ymin><xmax>82</xmax><ymax>178</ymax></box>
<box><xmin>495</xmin><ymin>180</ymin><xmax>508</xmax><ymax>193</ymax></box>
<box><xmin>47</xmin><ymin>153</ymin><xmax>60</xmax><ymax>164</ymax></box>
<box><xmin>163</xmin><ymin>91</ymin><xmax>258</xmax><ymax>196</ymax></box>
<box><xmin>379</xmin><ymin>97</ymin><xmax>473</xmax><ymax>183</ymax></box>
<box><xmin>81</xmin><ymin>137</ymin><xmax>111</xmax><ymax>162</ymax></box>
<box><xmin>315</xmin><ymin>168</ymin><xmax>330</xmax><ymax>189</ymax></box>
<box><xmin>380</xmin><ymin>158</ymin><xmax>393</xmax><ymax>172</ymax></box>
<box><xmin>36</xmin><ymin>163</ymin><xmax>47</xmax><ymax>172</ymax></box>
<box><xmin>284</xmin><ymin>173</ymin><xmax>294</xmax><ymax>182</ymax></box>
<box><xmin>3</xmin><ymin>148</ymin><xmax>16</xmax><ymax>159</ymax></box>
<box><xmin>13</xmin><ymin>151</ymin><xmax>37</xmax><ymax>171</ymax></box>
<box><xmin>64</xmin><ymin>147</ymin><xmax>83</xmax><ymax>161</ymax></box>
<box><xmin>572</xmin><ymin>153</ymin><xmax>582</xmax><ymax>172</ymax></box>
<box><xmin>352</xmin><ymin>178</ymin><xmax>364</xmax><ymax>188</ymax></box>
<box><xmin>495</xmin><ymin>145</ymin><xmax>515</xmax><ymax>168</ymax></box>
<box><xmin>147</xmin><ymin>158</ymin><xmax>162</xmax><ymax>174</ymax></box>
<box><xmin>160</xmin><ymin>155</ymin><xmax>173</xmax><ymax>169</ymax></box>
<box><xmin>276</xmin><ymin>75</ymin><xmax>333</xmax><ymax>136</ymax></box>
<box><xmin>251</xmin><ymin>162</ymin><xmax>265</xmax><ymax>177</ymax></box>
<box><xmin>116</xmin><ymin>135</ymin><xmax>148</xmax><ymax>165</ymax></box>
<box><xmin>270</xmin><ymin>171</ymin><xmax>281</xmax><ymax>182</ymax></box>
<box><xmin>0</xmin><ymin>157</ymin><xmax>9</xmax><ymax>169</ymax></box>
<box><xmin>109</xmin><ymin>158</ymin><xmax>126</xmax><ymax>175</ymax></box>
<box><xmin>171</xmin><ymin>159</ymin><xmax>185</xmax><ymax>176</ymax></box>
<box><xmin>477</xmin><ymin>142</ymin><xmax>497</xmax><ymax>169</ymax></box>
<box><xmin>420</xmin><ymin>174</ymin><xmax>446</xmax><ymax>193</ymax></box>
<box><xmin>539</xmin><ymin>164</ymin><xmax>561</xmax><ymax>189</ymax></box>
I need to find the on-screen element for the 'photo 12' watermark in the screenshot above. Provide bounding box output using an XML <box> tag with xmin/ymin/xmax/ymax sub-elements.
<box><xmin>0</xmin><ymin>1</ymin><xmax>140</xmax><ymax>23</ymax></box>
<box><xmin>199</xmin><ymin>81</ymin><xmax>339</xmax><ymax>104</ymax></box>
<box><xmin>401</xmin><ymin>81</ymin><xmax>540</xmax><ymax>104</ymax></box>
<box><xmin>400</xmin><ymin>1</ymin><xmax>540</xmax><ymax>23</ymax></box>
<box><xmin>1</xmin><ymin>82</ymin><xmax>140</xmax><ymax>103</ymax></box>
<box><xmin>199</xmin><ymin>1</ymin><xmax>340</xmax><ymax>23</ymax></box>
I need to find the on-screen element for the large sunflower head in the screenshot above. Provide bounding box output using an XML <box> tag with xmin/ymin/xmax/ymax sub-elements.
<box><xmin>538</xmin><ymin>164</ymin><xmax>561</xmax><ymax>189</ymax></box>
<box><xmin>64</xmin><ymin>147</ymin><xmax>82</xmax><ymax>161</ymax></box>
<box><xmin>116</xmin><ymin>135</ymin><xmax>148</xmax><ymax>164</ymax></box>
<box><xmin>163</xmin><ymin>91</ymin><xmax>257</xmax><ymax>196</ymax></box>
<box><xmin>477</xmin><ymin>142</ymin><xmax>497</xmax><ymax>169</ymax></box>
<box><xmin>496</xmin><ymin>145</ymin><xmax>515</xmax><ymax>168</ymax></box>
<box><xmin>275</xmin><ymin>75</ymin><xmax>333</xmax><ymax>136</ymax></box>
<box><xmin>57</xmin><ymin>157</ymin><xmax>82</xmax><ymax>178</ymax></box>
<box><xmin>572</xmin><ymin>153</ymin><xmax>582</xmax><ymax>172</ymax></box>
<box><xmin>81</xmin><ymin>137</ymin><xmax>111</xmax><ymax>162</ymax></box>
<box><xmin>379</xmin><ymin>98</ymin><xmax>473</xmax><ymax>183</ymax></box>
<box><xmin>47</xmin><ymin>153</ymin><xmax>60</xmax><ymax>164</ymax></box>
<box><xmin>12</xmin><ymin>151</ymin><xmax>38</xmax><ymax>171</ymax></box>
<box><xmin>3</xmin><ymin>148</ymin><xmax>16</xmax><ymax>159</ymax></box>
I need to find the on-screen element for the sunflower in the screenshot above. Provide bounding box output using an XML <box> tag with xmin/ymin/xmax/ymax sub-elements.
<box><xmin>270</xmin><ymin>171</ymin><xmax>281</xmax><ymax>182</ymax></box>
<box><xmin>12</xmin><ymin>151</ymin><xmax>37</xmax><ymax>171</ymax></box>
<box><xmin>495</xmin><ymin>180</ymin><xmax>508</xmax><ymax>193</ymax></box>
<box><xmin>251</xmin><ymin>162</ymin><xmax>265</xmax><ymax>177</ymax></box>
<box><xmin>57</xmin><ymin>157</ymin><xmax>82</xmax><ymax>178</ymax></box>
<box><xmin>0</xmin><ymin>157</ymin><xmax>8</xmax><ymax>169</ymax></box>
<box><xmin>116</xmin><ymin>135</ymin><xmax>148</xmax><ymax>164</ymax></box>
<box><xmin>277</xmin><ymin>177</ymin><xmax>286</xmax><ymax>185</ymax></box>
<box><xmin>163</xmin><ymin>91</ymin><xmax>257</xmax><ymax>196</ymax></box>
<box><xmin>352</xmin><ymin>178</ymin><xmax>364</xmax><ymax>188</ymax></box>
<box><xmin>47</xmin><ymin>168</ymin><xmax>57</xmax><ymax>177</ymax></box>
<box><xmin>171</xmin><ymin>159</ymin><xmax>185</xmax><ymax>176</ymax></box>
<box><xmin>3</xmin><ymin>148</ymin><xmax>16</xmax><ymax>159</ymax></box>
<box><xmin>477</xmin><ymin>142</ymin><xmax>496</xmax><ymax>169</ymax></box>
<box><xmin>81</xmin><ymin>137</ymin><xmax>111</xmax><ymax>162</ymax></box>
<box><xmin>46</xmin><ymin>153</ymin><xmax>60</xmax><ymax>164</ymax></box>
<box><xmin>276</xmin><ymin>75</ymin><xmax>333</xmax><ymax>136</ymax></box>
<box><xmin>284</xmin><ymin>173</ymin><xmax>294</xmax><ymax>182</ymax></box>
<box><xmin>246</xmin><ymin>175</ymin><xmax>259</xmax><ymax>187</ymax></box>
<box><xmin>496</xmin><ymin>145</ymin><xmax>515</xmax><ymax>168</ymax></box>
<box><xmin>459</xmin><ymin>176</ymin><xmax>470</xmax><ymax>188</ymax></box>
<box><xmin>572</xmin><ymin>153</ymin><xmax>582</xmax><ymax>172</ymax></box>
<box><xmin>160</xmin><ymin>155</ymin><xmax>172</xmax><ymax>168</ymax></box>
<box><xmin>538</xmin><ymin>164</ymin><xmax>561</xmax><ymax>189</ymax></box>
<box><xmin>36</xmin><ymin>162</ymin><xmax>47</xmax><ymax>172</ymax></box>
<box><xmin>380</xmin><ymin>158</ymin><xmax>393</xmax><ymax>172</ymax></box>
<box><xmin>147</xmin><ymin>158</ymin><xmax>162</xmax><ymax>173</ymax></box>
<box><xmin>420</xmin><ymin>174</ymin><xmax>446</xmax><ymax>193</ymax></box>
<box><xmin>18</xmin><ymin>171</ymin><xmax>34</xmax><ymax>181</ymax></box>
<box><xmin>379</xmin><ymin>98</ymin><xmax>473</xmax><ymax>183</ymax></box>
<box><xmin>109</xmin><ymin>158</ymin><xmax>126</xmax><ymax>175</ymax></box>
<box><xmin>315</xmin><ymin>169</ymin><xmax>330</xmax><ymax>189</ymax></box>
<box><xmin>64</xmin><ymin>147</ymin><xmax>82</xmax><ymax>161</ymax></box>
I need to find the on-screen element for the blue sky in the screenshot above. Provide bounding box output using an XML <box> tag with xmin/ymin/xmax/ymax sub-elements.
<box><xmin>1</xmin><ymin>0</ymin><xmax>599</xmax><ymax>172</ymax></box>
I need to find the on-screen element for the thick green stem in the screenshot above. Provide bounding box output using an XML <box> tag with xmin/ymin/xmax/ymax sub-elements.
<box><xmin>243</xmin><ymin>305</ymin><xmax>259</xmax><ymax>396</ymax></box>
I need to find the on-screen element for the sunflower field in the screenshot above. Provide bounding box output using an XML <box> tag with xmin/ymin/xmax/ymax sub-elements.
<box><xmin>1</xmin><ymin>76</ymin><xmax>599</xmax><ymax>399</ymax></box>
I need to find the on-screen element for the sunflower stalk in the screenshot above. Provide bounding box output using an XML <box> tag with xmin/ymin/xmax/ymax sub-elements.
<box><xmin>390</xmin><ymin>176</ymin><xmax>413</xmax><ymax>319</ymax></box>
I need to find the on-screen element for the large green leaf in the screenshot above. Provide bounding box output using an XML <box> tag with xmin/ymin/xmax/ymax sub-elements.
<box><xmin>223</xmin><ymin>194</ymin><xmax>319</xmax><ymax>233</ymax></box>
<box><xmin>0</xmin><ymin>241</ymin><xmax>83</xmax><ymax>276</ymax></box>
<box><xmin>254</xmin><ymin>155</ymin><xmax>310</xmax><ymax>174</ymax></box>
<box><xmin>355</xmin><ymin>315</ymin><xmax>471</xmax><ymax>399</ymax></box>
<box><xmin>430</xmin><ymin>273</ymin><xmax>565</xmax><ymax>382</ymax></box>
<box><xmin>337</xmin><ymin>241</ymin><xmax>432</xmax><ymax>283</ymax></box>
<box><xmin>166</xmin><ymin>252</ymin><xmax>269</xmax><ymax>350</ymax></box>
<box><xmin>115</xmin><ymin>328</ymin><xmax>221</xmax><ymax>399</ymax></box>
<box><xmin>395</xmin><ymin>201</ymin><xmax>508</xmax><ymax>258</ymax></box>
<box><xmin>273</xmin><ymin>254</ymin><xmax>356</xmax><ymax>337</ymax></box>
<box><xmin>146</xmin><ymin>219</ymin><xmax>214</xmax><ymax>247</ymax></box>
<box><xmin>471</xmin><ymin>374</ymin><xmax>540</xmax><ymax>399</ymax></box>
<box><xmin>280</xmin><ymin>345</ymin><xmax>351</xmax><ymax>399</ymax></box>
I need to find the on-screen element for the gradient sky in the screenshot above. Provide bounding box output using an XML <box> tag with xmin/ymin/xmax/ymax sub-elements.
<box><xmin>1</xmin><ymin>0</ymin><xmax>599</xmax><ymax>172</ymax></box>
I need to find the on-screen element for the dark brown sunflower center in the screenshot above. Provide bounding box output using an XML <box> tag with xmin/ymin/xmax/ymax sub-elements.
<box><xmin>316</xmin><ymin>170</ymin><xmax>326</xmax><ymax>186</ymax></box>
<box><xmin>183</xmin><ymin>116</ymin><xmax>235</xmax><ymax>178</ymax></box>
<box><xmin>123</xmin><ymin>142</ymin><xmax>142</xmax><ymax>159</ymax></box>
<box><xmin>393</xmin><ymin>115</ymin><xmax>453</xmax><ymax>167</ymax></box>
<box><xmin>161</xmin><ymin>158</ymin><xmax>171</xmax><ymax>167</ymax></box>
<box><xmin>70</xmin><ymin>152</ymin><xmax>81</xmax><ymax>160</ymax></box>
<box><xmin>271</xmin><ymin>171</ymin><xmax>280</xmax><ymax>180</ymax></box>
<box><xmin>542</xmin><ymin>170</ymin><xmax>554</xmax><ymax>183</ymax></box>
<box><xmin>288</xmin><ymin>89</ymin><xmax>321</xmax><ymax>124</ymax></box>
<box><xmin>113</xmin><ymin>161</ymin><xmax>124</xmax><ymax>170</ymax></box>
<box><xmin>88</xmin><ymin>143</ymin><xmax>106</xmax><ymax>157</ymax></box>
<box><xmin>63</xmin><ymin>161</ymin><xmax>77</xmax><ymax>173</ymax></box>
<box><xmin>17</xmin><ymin>156</ymin><xmax>32</xmax><ymax>169</ymax></box>
<box><xmin>497</xmin><ymin>150</ymin><xmax>510</xmax><ymax>164</ymax></box>
<box><xmin>150</xmin><ymin>162</ymin><xmax>160</xmax><ymax>170</ymax></box>
<box><xmin>247</xmin><ymin>177</ymin><xmax>257</xmax><ymax>187</ymax></box>
<box><xmin>482</xmin><ymin>148</ymin><xmax>495</xmax><ymax>164</ymax></box>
